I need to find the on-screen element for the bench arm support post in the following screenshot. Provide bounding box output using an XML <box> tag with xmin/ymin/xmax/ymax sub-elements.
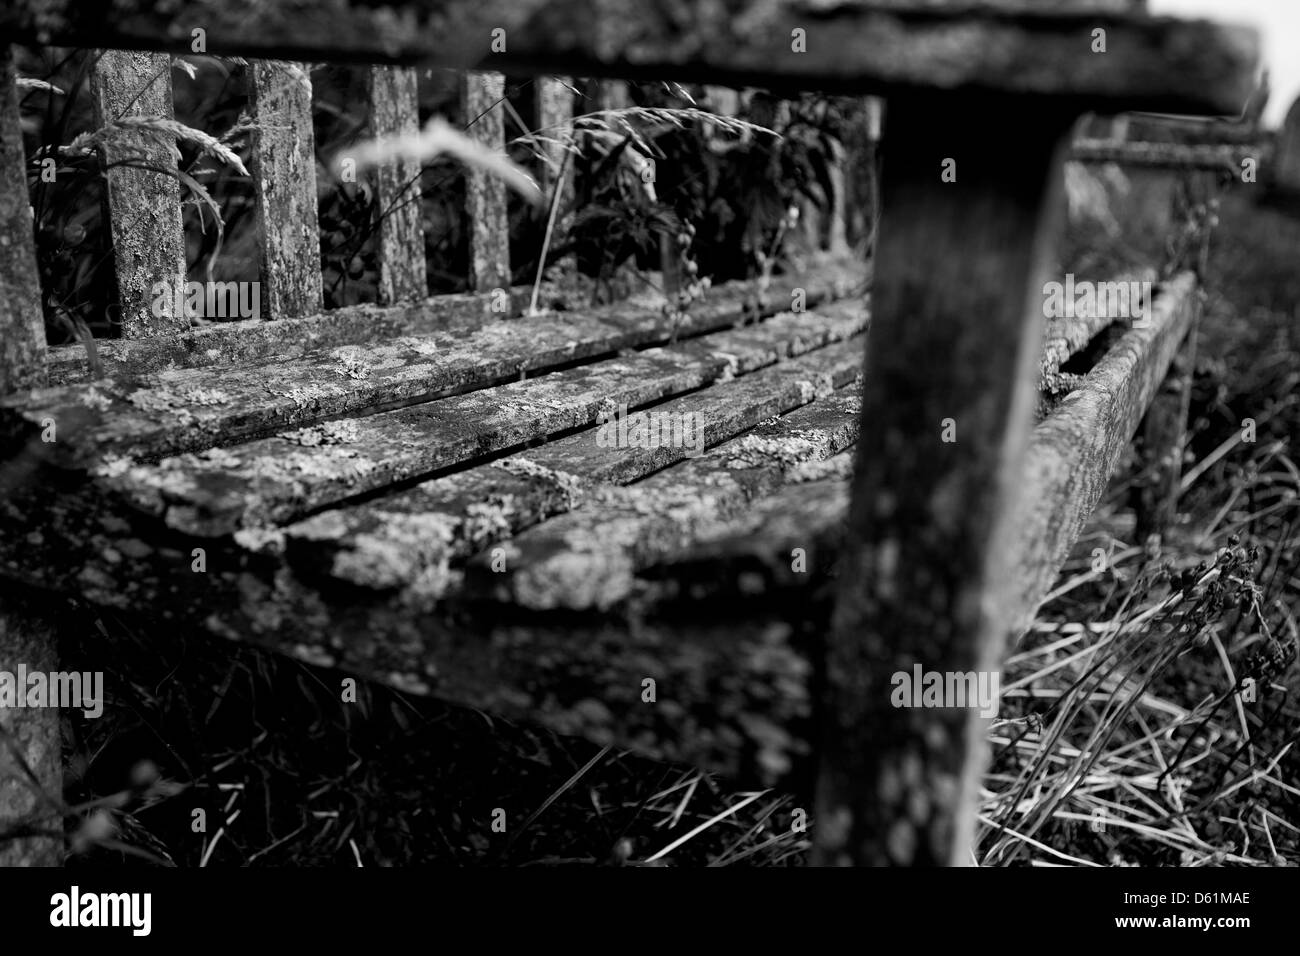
<box><xmin>813</xmin><ymin>94</ymin><xmax>1076</xmax><ymax>866</ymax></box>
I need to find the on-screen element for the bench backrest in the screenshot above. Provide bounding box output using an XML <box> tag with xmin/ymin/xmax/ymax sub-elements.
<box><xmin>0</xmin><ymin>3</ymin><xmax>1259</xmax><ymax>396</ymax></box>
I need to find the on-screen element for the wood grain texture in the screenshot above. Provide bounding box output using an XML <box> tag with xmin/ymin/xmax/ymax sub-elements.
<box><xmin>0</xmin><ymin>46</ymin><xmax>46</xmax><ymax>393</ymax></box>
<box><xmin>813</xmin><ymin>94</ymin><xmax>1074</xmax><ymax>867</ymax></box>
<box><xmin>460</xmin><ymin>72</ymin><xmax>509</xmax><ymax>291</ymax></box>
<box><xmin>249</xmin><ymin>60</ymin><xmax>323</xmax><ymax>319</ymax></box>
<box><xmin>367</xmin><ymin>66</ymin><xmax>427</xmax><ymax>304</ymax></box>
<box><xmin>0</xmin><ymin>2</ymin><xmax>1258</xmax><ymax>113</ymax></box>
<box><xmin>90</xmin><ymin>49</ymin><xmax>188</xmax><ymax>337</ymax></box>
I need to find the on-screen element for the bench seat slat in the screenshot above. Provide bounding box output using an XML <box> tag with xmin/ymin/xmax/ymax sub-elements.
<box><xmin>39</xmin><ymin>254</ymin><xmax>859</xmax><ymax>385</ymax></box>
<box><xmin>5</xmin><ymin>260</ymin><xmax>864</xmax><ymax>465</ymax></box>
<box><xmin>101</xmin><ymin>305</ymin><xmax>868</xmax><ymax>535</ymax></box>
<box><xmin>281</xmin><ymin>341</ymin><xmax>864</xmax><ymax>596</ymax></box>
<box><xmin>468</xmin><ymin>385</ymin><xmax>863</xmax><ymax>612</ymax></box>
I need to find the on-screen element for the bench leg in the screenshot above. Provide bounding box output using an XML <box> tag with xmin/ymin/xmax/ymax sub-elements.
<box><xmin>812</xmin><ymin>95</ymin><xmax>1075</xmax><ymax>866</ymax></box>
<box><xmin>0</xmin><ymin>602</ymin><xmax>64</xmax><ymax>866</ymax></box>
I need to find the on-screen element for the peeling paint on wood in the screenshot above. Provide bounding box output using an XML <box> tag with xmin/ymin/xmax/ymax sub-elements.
<box><xmin>368</xmin><ymin>66</ymin><xmax>427</xmax><ymax>304</ymax></box>
<box><xmin>0</xmin><ymin>45</ymin><xmax>46</xmax><ymax>393</ymax></box>
<box><xmin>249</xmin><ymin>60</ymin><xmax>322</xmax><ymax>319</ymax></box>
<box><xmin>90</xmin><ymin>49</ymin><xmax>188</xmax><ymax>337</ymax></box>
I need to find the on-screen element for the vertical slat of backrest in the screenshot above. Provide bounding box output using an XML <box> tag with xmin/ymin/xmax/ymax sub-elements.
<box><xmin>825</xmin><ymin>136</ymin><xmax>850</xmax><ymax>255</ymax></box>
<box><xmin>248</xmin><ymin>60</ymin><xmax>322</xmax><ymax>319</ymax></box>
<box><xmin>0</xmin><ymin>46</ymin><xmax>46</xmax><ymax>393</ymax></box>
<box><xmin>367</xmin><ymin>66</ymin><xmax>426</xmax><ymax>304</ymax></box>
<box><xmin>459</xmin><ymin>71</ymin><xmax>509</xmax><ymax>291</ymax></box>
<box><xmin>536</xmin><ymin>77</ymin><xmax>573</xmax><ymax>212</ymax></box>
<box><xmin>89</xmin><ymin>50</ymin><xmax>188</xmax><ymax>337</ymax></box>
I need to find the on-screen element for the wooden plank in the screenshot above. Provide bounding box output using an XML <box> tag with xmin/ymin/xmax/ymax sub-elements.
<box><xmin>285</xmin><ymin>340</ymin><xmax>863</xmax><ymax>597</ymax></box>
<box><xmin>40</xmin><ymin>252</ymin><xmax>861</xmax><ymax>384</ymax></box>
<box><xmin>1014</xmin><ymin>272</ymin><xmax>1198</xmax><ymax>630</ymax></box>
<box><xmin>367</xmin><ymin>66</ymin><xmax>427</xmax><ymax>305</ymax></box>
<box><xmin>1116</xmin><ymin>109</ymin><xmax>1264</xmax><ymax>146</ymax></box>
<box><xmin>249</xmin><ymin>60</ymin><xmax>322</xmax><ymax>319</ymax></box>
<box><xmin>44</xmin><ymin>288</ymin><xmax>533</xmax><ymax>384</ymax></box>
<box><xmin>473</xmin><ymin>385</ymin><xmax>862</xmax><ymax>611</ymax></box>
<box><xmin>0</xmin><ymin>45</ymin><xmax>46</xmax><ymax>393</ymax></box>
<box><xmin>0</xmin><ymin>3</ymin><xmax>1258</xmax><ymax>114</ymax></box>
<box><xmin>460</xmin><ymin>72</ymin><xmax>509</xmax><ymax>292</ymax></box>
<box><xmin>1038</xmin><ymin>266</ymin><xmax>1156</xmax><ymax>388</ymax></box>
<box><xmin>0</xmin><ymin>599</ymin><xmax>63</xmax><ymax>866</ymax></box>
<box><xmin>1070</xmin><ymin>139</ymin><xmax>1259</xmax><ymax>171</ymax></box>
<box><xmin>641</xmin><ymin>274</ymin><xmax>1203</xmax><ymax>630</ymax></box>
<box><xmin>638</xmin><ymin>473</ymin><xmax>853</xmax><ymax>600</ymax></box>
<box><xmin>89</xmin><ymin>49</ymin><xmax>188</xmax><ymax>337</ymax></box>
<box><xmin>98</xmin><ymin>306</ymin><xmax>867</xmax><ymax>536</ymax></box>
<box><xmin>812</xmin><ymin>94</ymin><xmax>1075</xmax><ymax>867</ymax></box>
<box><xmin>3</xmin><ymin>262</ymin><xmax>864</xmax><ymax>466</ymax></box>
<box><xmin>535</xmin><ymin>76</ymin><xmax>574</xmax><ymax>210</ymax></box>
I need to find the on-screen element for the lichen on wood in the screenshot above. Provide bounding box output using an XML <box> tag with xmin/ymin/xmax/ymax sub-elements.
<box><xmin>90</xmin><ymin>49</ymin><xmax>189</xmax><ymax>337</ymax></box>
<box><xmin>460</xmin><ymin>71</ymin><xmax>509</xmax><ymax>292</ymax></box>
<box><xmin>249</xmin><ymin>60</ymin><xmax>322</xmax><ymax>320</ymax></box>
<box><xmin>368</xmin><ymin>66</ymin><xmax>427</xmax><ymax>305</ymax></box>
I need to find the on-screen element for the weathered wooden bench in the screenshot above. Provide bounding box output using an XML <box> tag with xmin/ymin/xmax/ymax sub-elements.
<box><xmin>0</xmin><ymin>1</ymin><xmax>1258</xmax><ymax>866</ymax></box>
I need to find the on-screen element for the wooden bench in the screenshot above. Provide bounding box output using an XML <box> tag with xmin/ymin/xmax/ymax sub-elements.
<box><xmin>0</xmin><ymin>1</ymin><xmax>1258</xmax><ymax>866</ymax></box>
